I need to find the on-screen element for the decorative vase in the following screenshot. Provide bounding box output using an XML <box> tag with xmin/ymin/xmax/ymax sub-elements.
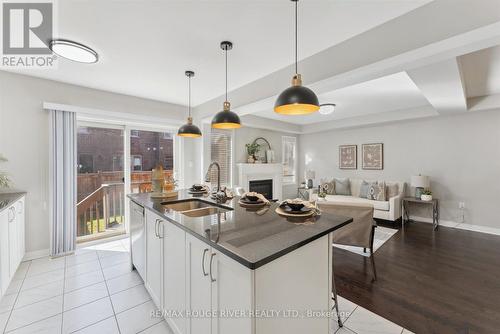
<box><xmin>247</xmin><ymin>155</ymin><xmax>255</xmax><ymax>163</ymax></box>
<box><xmin>421</xmin><ymin>194</ymin><xmax>433</xmax><ymax>201</ymax></box>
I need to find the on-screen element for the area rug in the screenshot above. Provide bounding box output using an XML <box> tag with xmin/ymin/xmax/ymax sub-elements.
<box><xmin>333</xmin><ymin>226</ymin><xmax>398</xmax><ymax>257</ymax></box>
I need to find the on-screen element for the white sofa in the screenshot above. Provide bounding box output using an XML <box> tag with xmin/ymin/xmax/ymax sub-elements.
<box><xmin>310</xmin><ymin>178</ymin><xmax>406</xmax><ymax>221</ymax></box>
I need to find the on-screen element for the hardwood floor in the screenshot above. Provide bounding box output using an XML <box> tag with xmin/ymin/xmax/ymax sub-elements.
<box><xmin>334</xmin><ymin>221</ymin><xmax>500</xmax><ymax>334</ymax></box>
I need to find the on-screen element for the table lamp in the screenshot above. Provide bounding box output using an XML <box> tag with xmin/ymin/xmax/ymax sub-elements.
<box><xmin>305</xmin><ymin>170</ymin><xmax>315</xmax><ymax>189</ymax></box>
<box><xmin>411</xmin><ymin>175</ymin><xmax>430</xmax><ymax>199</ymax></box>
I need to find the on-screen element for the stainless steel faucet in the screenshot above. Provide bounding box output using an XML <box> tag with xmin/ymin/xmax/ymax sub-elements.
<box><xmin>205</xmin><ymin>161</ymin><xmax>221</xmax><ymax>193</ymax></box>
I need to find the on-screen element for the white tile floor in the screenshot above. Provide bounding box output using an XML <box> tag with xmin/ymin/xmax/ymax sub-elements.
<box><xmin>0</xmin><ymin>237</ymin><xmax>414</xmax><ymax>334</ymax></box>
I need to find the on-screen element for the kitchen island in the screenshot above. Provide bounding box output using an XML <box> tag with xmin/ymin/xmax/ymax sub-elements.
<box><xmin>128</xmin><ymin>190</ymin><xmax>352</xmax><ymax>334</ymax></box>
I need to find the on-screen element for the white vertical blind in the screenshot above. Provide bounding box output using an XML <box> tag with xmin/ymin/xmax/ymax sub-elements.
<box><xmin>49</xmin><ymin>109</ymin><xmax>77</xmax><ymax>256</ymax></box>
<box><xmin>210</xmin><ymin>129</ymin><xmax>232</xmax><ymax>187</ymax></box>
<box><xmin>282</xmin><ymin>136</ymin><xmax>297</xmax><ymax>184</ymax></box>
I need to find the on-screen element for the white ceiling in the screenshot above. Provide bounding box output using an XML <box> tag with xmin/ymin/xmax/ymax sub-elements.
<box><xmin>253</xmin><ymin>72</ymin><xmax>431</xmax><ymax>124</ymax></box>
<box><xmin>460</xmin><ymin>45</ymin><xmax>500</xmax><ymax>98</ymax></box>
<box><xmin>5</xmin><ymin>0</ymin><xmax>432</xmax><ymax>106</ymax></box>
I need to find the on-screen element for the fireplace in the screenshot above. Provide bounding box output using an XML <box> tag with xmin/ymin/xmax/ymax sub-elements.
<box><xmin>237</xmin><ymin>163</ymin><xmax>283</xmax><ymax>200</ymax></box>
<box><xmin>249</xmin><ymin>179</ymin><xmax>273</xmax><ymax>200</ymax></box>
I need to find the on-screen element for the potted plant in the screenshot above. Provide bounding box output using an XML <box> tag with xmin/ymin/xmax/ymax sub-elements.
<box><xmin>0</xmin><ymin>154</ymin><xmax>11</xmax><ymax>189</ymax></box>
<box><xmin>421</xmin><ymin>189</ymin><xmax>433</xmax><ymax>201</ymax></box>
<box><xmin>245</xmin><ymin>143</ymin><xmax>260</xmax><ymax>163</ymax></box>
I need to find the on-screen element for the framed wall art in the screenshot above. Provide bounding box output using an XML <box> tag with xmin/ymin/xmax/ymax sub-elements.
<box><xmin>339</xmin><ymin>145</ymin><xmax>357</xmax><ymax>169</ymax></box>
<box><xmin>362</xmin><ymin>143</ymin><xmax>384</xmax><ymax>170</ymax></box>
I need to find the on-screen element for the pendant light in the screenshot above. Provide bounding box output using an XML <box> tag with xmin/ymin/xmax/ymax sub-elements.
<box><xmin>211</xmin><ymin>41</ymin><xmax>242</xmax><ymax>129</ymax></box>
<box><xmin>178</xmin><ymin>70</ymin><xmax>202</xmax><ymax>138</ymax></box>
<box><xmin>274</xmin><ymin>0</ymin><xmax>319</xmax><ymax>115</ymax></box>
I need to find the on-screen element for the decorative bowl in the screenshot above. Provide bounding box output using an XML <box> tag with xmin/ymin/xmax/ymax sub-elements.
<box><xmin>421</xmin><ymin>194</ymin><xmax>433</xmax><ymax>201</ymax></box>
<box><xmin>245</xmin><ymin>195</ymin><xmax>259</xmax><ymax>202</ymax></box>
<box><xmin>285</xmin><ymin>202</ymin><xmax>305</xmax><ymax>211</ymax></box>
<box><xmin>192</xmin><ymin>184</ymin><xmax>204</xmax><ymax>191</ymax></box>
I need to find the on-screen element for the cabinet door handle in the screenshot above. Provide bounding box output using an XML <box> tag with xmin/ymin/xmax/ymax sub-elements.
<box><xmin>158</xmin><ymin>220</ymin><xmax>164</xmax><ymax>239</ymax></box>
<box><xmin>201</xmin><ymin>248</ymin><xmax>209</xmax><ymax>276</ymax></box>
<box><xmin>209</xmin><ymin>253</ymin><xmax>216</xmax><ymax>282</ymax></box>
<box><xmin>8</xmin><ymin>207</ymin><xmax>15</xmax><ymax>223</ymax></box>
<box><xmin>154</xmin><ymin>219</ymin><xmax>159</xmax><ymax>237</ymax></box>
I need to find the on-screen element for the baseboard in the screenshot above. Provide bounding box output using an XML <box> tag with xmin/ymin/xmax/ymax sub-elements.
<box><xmin>409</xmin><ymin>215</ymin><xmax>500</xmax><ymax>236</ymax></box>
<box><xmin>23</xmin><ymin>248</ymin><xmax>50</xmax><ymax>261</ymax></box>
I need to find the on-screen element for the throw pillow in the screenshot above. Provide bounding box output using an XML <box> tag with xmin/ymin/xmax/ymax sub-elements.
<box><xmin>367</xmin><ymin>182</ymin><xmax>386</xmax><ymax>201</ymax></box>
<box><xmin>386</xmin><ymin>183</ymin><xmax>399</xmax><ymax>199</ymax></box>
<box><xmin>321</xmin><ymin>180</ymin><xmax>335</xmax><ymax>195</ymax></box>
<box><xmin>360</xmin><ymin>181</ymin><xmax>376</xmax><ymax>198</ymax></box>
<box><xmin>334</xmin><ymin>178</ymin><xmax>351</xmax><ymax>196</ymax></box>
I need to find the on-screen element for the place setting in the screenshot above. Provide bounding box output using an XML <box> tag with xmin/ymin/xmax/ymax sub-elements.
<box><xmin>188</xmin><ymin>183</ymin><xmax>209</xmax><ymax>195</ymax></box>
<box><xmin>275</xmin><ymin>198</ymin><xmax>321</xmax><ymax>224</ymax></box>
<box><xmin>238</xmin><ymin>191</ymin><xmax>270</xmax><ymax>210</ymax></box>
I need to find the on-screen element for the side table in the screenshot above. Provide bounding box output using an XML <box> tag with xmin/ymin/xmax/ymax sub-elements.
<box><xmin>402</xmin><ymin>197</ymin><xmax>439</xmax><ymax>230</ymax></box>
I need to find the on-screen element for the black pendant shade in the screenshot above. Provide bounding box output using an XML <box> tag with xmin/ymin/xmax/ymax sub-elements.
<box><xmin>211</xmin><ymin>41</ymin><xmax>241</xmax><ymax>129</ymax></box>
<box><xmin>178</xmin><ymin>70</ymin><xmax>202</xmax><ymax>138</ymax></box>
<box><xmin>211</xmin><ymin>101</ymin><xmax>241</xmax><ymax>129</ymax></box>
<box><xmin>178</xmin><ymin>117</ymin><xmax>202</xmax><ymax>137</ymax></box>
<box><xmin>274</xmin><ymin>0</ymin><xmax>320</xmax><ymax>115</ymax></box>
<box><xmin>275</xmin><ymin>75</ymin><xmax>319</xmax><ymax>115</ymax></box>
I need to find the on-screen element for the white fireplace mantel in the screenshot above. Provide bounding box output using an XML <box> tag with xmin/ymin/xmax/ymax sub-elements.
<box><xmin>237</xmin><ymin>163</ymin><xmax>283</xmax><ymax>200</ymax></box>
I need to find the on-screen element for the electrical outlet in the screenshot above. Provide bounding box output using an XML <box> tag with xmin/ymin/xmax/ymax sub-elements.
<box><xmin>459</xmin><ymin>202</ymin><xmax>465</xmax><ymax>209</ymax></box>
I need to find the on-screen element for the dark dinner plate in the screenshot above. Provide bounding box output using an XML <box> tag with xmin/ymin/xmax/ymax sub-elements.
<box><xmin>283</xmin><ymin>206</ymin><xmax>312</xmax><ymax>214</ymax></box>
<box><xmin>240</xmin><ymin>198</ymin><xmax>264</xmax><ymax>205</ymax></box>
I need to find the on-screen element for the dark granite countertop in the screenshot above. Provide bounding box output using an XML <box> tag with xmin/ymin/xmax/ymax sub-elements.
<box><xmin>0</xmin><ymin>191</ymin><xmax>26</xmax><ymax>213</ymax></box>
<box><xmin>128</xmin><ymin>190</ymin><xmax>352</xmax><ymax>270</ymax></box>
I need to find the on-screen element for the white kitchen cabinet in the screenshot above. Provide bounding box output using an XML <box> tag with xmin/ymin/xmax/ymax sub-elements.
<box><xmin>186</xmin><ymin>234</ymin><xmax>253</xmax><ymax>334</ymax></box>
<box><xmin>15</xmin><ymin>198</ymin><xmax>25</xmax><ymax>265</ymax></box>
<box><xmin>8</xmin><ymin>206</ymin><xmax>19</xmax><ymax>276</ymax></box>
<box><xmin>163</xmin><ymin>221</ymin><xmax>186</xmax><ymax>334</ymax></box>
<box><xmin>186</xmin><ymin>233</ymin><xmax>212</xmax><ymax>334</ymax></box>
<box><xmin>145</xmin><ymin>209</ymin><xmax>164</xmax><ymax>309</ymax></box>
<box><xmin>0</xmin><ymin>195</ymin><xmax>26</xmax><ymax>299</ymax></box>
<box><xmin>0</xmin><ymin>209</ymin><xmax>10</xmax><ymax>296</ymax></box>
<box><xmin>211</xmin><ymin>250</ymin><xmax>253</xmax><ymax>334</ymax></box>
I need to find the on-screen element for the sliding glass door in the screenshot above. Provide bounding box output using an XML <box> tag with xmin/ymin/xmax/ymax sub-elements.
<box><xmin>76</xmin><ymin>125</ymin><xmax>126</xmax><ymax>243</ymax></box>
<box><xmin>129</xmin><ymin>129</ymin><xmax>175</xmax><ymax>194</ymax></box>
<box><xmin>75</xmin><ymin>122</ymin><xmax>178</xmax><ymax>244</ymax></box>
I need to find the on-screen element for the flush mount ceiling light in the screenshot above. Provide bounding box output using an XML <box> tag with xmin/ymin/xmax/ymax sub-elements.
<box><xmin>319</xmin><ymin>103</ymin><xmax>336</xmax><ymax>115</ymax></box>
<box><xmin>49</xmin><ymin>39</ymin><xmax>98</xmax><ymax>63</ymax></box>
<box><xmin>178</xmin><ymin>70</ymin><xmax>202</xmax><ymax>138</ymax></box>
<box><xmin>274</xmin><ymin>0</ymin><xmax>319</xmax><ymax>115</ymax></box>
<box><xmin>211</xmin><ymin>41</ymin><xmax>242</xmax><ymax>129</ymax></box>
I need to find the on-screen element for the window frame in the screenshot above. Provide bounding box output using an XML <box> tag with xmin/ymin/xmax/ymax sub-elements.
<box><xmin>209</xmin><ymin>128</ymin><xmax>234</xmax><ymax>188</ymax></box>
<box><xmin>282</xmin><ymin>135</ymin><xmax>297</xmax><ymax>185</ymax></box>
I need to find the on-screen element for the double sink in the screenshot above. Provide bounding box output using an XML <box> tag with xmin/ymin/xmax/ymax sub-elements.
<box><xmin>162</xmin><ymin>199</ymin><xmax>231</xmax><ymax>217</ymax></box>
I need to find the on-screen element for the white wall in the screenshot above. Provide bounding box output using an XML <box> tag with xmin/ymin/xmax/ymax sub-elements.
<box><xmin>299</xmin><ymin>110</ymin><xmax>500</xmax><ymax>227</ymax></box>
<box><xmin>0</xmin><ymin>71</ymin><xmax>199</xmax><ymax>255</ymax></box>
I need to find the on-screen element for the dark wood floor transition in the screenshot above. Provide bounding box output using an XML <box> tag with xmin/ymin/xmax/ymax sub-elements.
<box><xmin>334</xmin><ymin>221</ymin><xmax>500</xmax><ymax>334</ymax></box>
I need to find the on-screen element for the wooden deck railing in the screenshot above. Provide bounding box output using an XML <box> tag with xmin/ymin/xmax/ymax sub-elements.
<box><xmin>76</xmin><ymin>183</ymin><xmax>124</xmax><ymax>238</ymax></box>
<box><xmin>76</xmin><ymin>170</ymin><xmax>173</xmax><ymax>239</ymax></box>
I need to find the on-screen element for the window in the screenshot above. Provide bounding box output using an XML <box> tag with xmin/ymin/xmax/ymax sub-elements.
<box><xmin>282</xmin><ymin>136</ymin><xmax>297</xmax><ymax>184</ymax></box>
<box><xmin>131</xmin><ymin>155</ymin><xmax>143</xmax><ymax>171</ymax></box>
<box><xmin>163</xmin><ymin>132</ymin><xmax>173</xmax><ymax>139</ymax></box>
<box><xmin>210</xmin><ymin>129</ymin><xmax>232</xmax><ymax>187</ymax></box>
<box><xmin>112</xmin><ymin>155</ymin><xmax>123</xmax><ymax>172</ymax></box>
<box><xmin>130</xmin><ymin>130</ymin><xmax>140</xmax><ymax>138</ymax></box>
<box><xmin>78</xmin><ymin>154</ymin><xmax>94</xmax><ymax>173</ymax></box>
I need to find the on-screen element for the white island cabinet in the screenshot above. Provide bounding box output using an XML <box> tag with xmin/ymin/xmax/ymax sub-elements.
<box><xmin>185</xmin><ymin>234</ymin><xmax>253</xmax><ymax>334</ymax></box>
<box><xmin>130</xmin><ymin>196</ymin><xmax>337</xmax><ymax>334</ymax></box>
<box><xmin>0</xmin><ymin>194</ymin><xmax>26</xmax><ymax>298</ymax></box>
